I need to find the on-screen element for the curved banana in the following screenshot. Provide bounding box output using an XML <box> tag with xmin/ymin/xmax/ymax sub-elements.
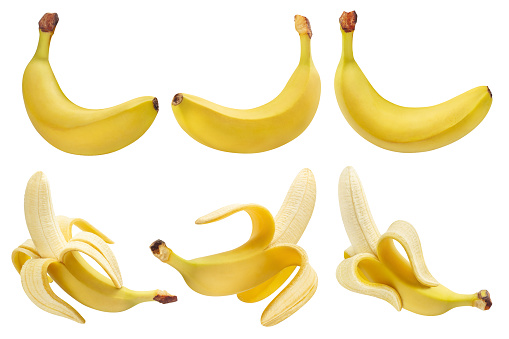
<box><xmin>22</xmin><ymin>13</ymin><xmax>159</xmax><ymax>156</ymax></box>
<box><xmin>171</xmin><ymin>15</ymin><xmax>321</xmax><ymax>153</ymax></box>
<box><xmin>151</xmin><ymin>169</ymin><xmax>317</xmax><ymax>326</ymax></box>
<box><xmin>336</xmin><ymin>166</ymin><xmax>492</xmax><ymax>315</ymax></box>
<box><xmin>334</xmin><ymin>11</ymin><xmax>492</xmax><ymax>153</ymax></box>
<box><xmin>12</xmin><ymin>172</ymin><xmax>175</xmax><ymax>324</ymax></box>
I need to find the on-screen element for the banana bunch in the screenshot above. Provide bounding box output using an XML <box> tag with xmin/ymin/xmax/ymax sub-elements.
<box><xmin>171</xmin><ymin>15</ymin><xmax>321</xmax><ymax>153</ymax></box>
<box><xmin>336</xmin><ymin>167</ymin><xmax>491</xmax><ymax>315</ymax></box>
<box><xmin>151</xmin><ymin>169</ymin><xmax>317</xmax><ymax>326</ymax></box>
<box><xmin>12</xmin><ymin>172</ymin><xmax>175</xmax><ymax>323</ymax></box>
<box><xmin>22</xmin><ymin>13</ymin><xmax>159</xmax><ymax>156</ymax></box>
<box><xmin>334</xmin><ymin>11</ymin><xmax>492</xmax><ymax>153</ymax></box>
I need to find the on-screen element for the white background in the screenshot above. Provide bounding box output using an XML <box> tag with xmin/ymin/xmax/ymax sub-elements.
<box><xmin>0</xmin><ymin>0</ymin><xmax>505</xmax><ymax>337</ymax></box>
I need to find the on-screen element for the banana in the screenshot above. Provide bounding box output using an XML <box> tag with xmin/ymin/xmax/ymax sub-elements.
<box><xmin>336</xmin><ymin>166</ymin><xmax>492</xmax><ymax>315</ymax></box>
<box><xmin>334</xmin><ymin>11</ymin><xmax>492</xmax><ymax>153</ymax></box>
<box><xmin>22</xmin><ymin>13</ymin><xmax>159</xmax><ymax>156</ymax></box>
<box><xmin>151</xmin><ymin>169</ymin><xmax>317</xmax><ymax>326</ymax></box>
<box><xmin>13</xmin><ymin>172</ymin><xmax>175</xmax><ymax>324</ymax></box>
<box><xmin>171</xmin><ymin>15</ymin><xmax>321</xmax><ymax>153</ymax></box>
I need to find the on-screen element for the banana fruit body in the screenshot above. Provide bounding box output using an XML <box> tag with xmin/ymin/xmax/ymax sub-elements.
<box><xmin>334</xmin><ymin>11</ymin><xmax>492</xmax><ymax>153</ymax></box>
<box><xmin>13</xmin><ymin>172</ymin><xmax>175</xmax><ymax>323</ymax></box>
<box><xmin>336</xmin><ymin>167</ymin><xmax>491</xmax><ymax>315</ymax></box>
<box><xmin>49</xmin><ymin>253</ymin><xmax>165</xmax><ymax>313</ymax></box>
<box><xmin>151</xmin><ymin>169</ymin><xmax>317</xmax><ymax>326</ymax></box>
<box><xmin>22</xmin><ymin>13</ymin><xmax>158</xmax><ymax>156</ymax></box>
<box><xmin>171</xmin><ymin>15</ymin><xmax>320</xmax><ymax>153</ymax></box>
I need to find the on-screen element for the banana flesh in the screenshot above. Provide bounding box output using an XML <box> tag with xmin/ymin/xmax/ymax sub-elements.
<box><xmin>13</xmin><ymin>172</ymin><xmax>175</xmax><ymax>323</ymax></box>
<box><xmin>334</xmin><ymin>11</ymin><xmax>492</xmax><ymax>153</ymax></box>
<box><xmin>336</xmin><ymin>166</ymin><xmax>492</xmax><ymax>315</ymax></box>
<box><xmin>171</xmin><ymin>15</ymin><xmax>321</xmax><ymax>153</ymax></box>
<box><xmin>151</xmin><ymin>169</ymin><xmax>317</xmax><ymax>326</ymax></box>
<box><xmin>22</xmin><ymin>13</ymin><xmax>158</xmax><ymax>155</ymax></box>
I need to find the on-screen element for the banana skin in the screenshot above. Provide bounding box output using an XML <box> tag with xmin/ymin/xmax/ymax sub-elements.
<box><xmin>171</xmin><ymin>15</ymin><xmax>321</xmax><ymax>153</ymax></box>
<box><xmin>22</xmin><ymin>13</ymin><xmax>158</xmax><ymax>155</ymax></box>
<box><xmin>334</xmin><ymin>11</ymin><xmax>492</xmax><ymax>152</ymax></box>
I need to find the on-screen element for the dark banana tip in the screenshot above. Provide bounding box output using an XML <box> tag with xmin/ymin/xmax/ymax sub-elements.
<box><xmin>150</xmin><ymin>239</ymin><xmax>166</xmax><ymax>254</ymax></box>
<box><xmin>487</xmin><ymin>86</ymin><xmax>492</xmax><ymax>98</ymax></box>
<box><xmin>152</xmin><ymin>97</ymin><xmax>159</xmax><ymax>112</ymax></box>
<box><xmin>478</xmin><ymin>290</ymin><xmax>492</xmax><ymax>310</ymax></box>
<box><xmin>340</xmin><ymin>11</ymin><xmax>357</xmax><ymax>33</ymax></box>
<box><xmin>39</xmin><ymin>13</ymin><xmax>59</xmax><ymax>32</ymax></box>
<box><xmin>154</xmin><ymin>291</ymin><xmax>178</xmax><ymax>304</ymax></box>
<box><xmin>172</xmin><ymin>93</ymin><xmax>183</xmax><ymax>106</ymax></box>
<box><xmin>150</xmin><ymin>239</ymin><xmax>166</xmax><ymax>255</ymax></box>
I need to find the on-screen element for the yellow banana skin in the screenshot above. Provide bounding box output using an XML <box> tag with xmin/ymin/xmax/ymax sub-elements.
<box><xmin>345</xmin><ymin>244</ymin><xmax>488</xmax><ymax>316</ymax></box>
<box><xmin>151</xmin><ymin>171</ymin><xmax>318</xmax><ymax>327</ymax></box>
<box><xmin>334</xmin><ymin>11</ymin><xmax>492</xmax><ymax>153</ymax></box>
<box><xmin>22</xmin><ymin>13</ymin><xmax>158</xmax><ymax>156</ymax></box>
<box><xmin>336</xmin><ymin>167</ymin><xmax>492</xmax><ymax>315</ymax></box>
<box><xmin>171</xmin><ymin>15</ymin><xmax>320</xmax><ymax>153</ymax></box>
<box><xmin>153</xmin><ymin>239</ymin><xmax>303</xmax><ymax>297</ymax></box>
<box><xmin>51</xmin><ymin>253</ymin><xmax>167</xmax><ymax>312</ymax></box>
<box><xmin>237</xmin><ymin>168</ymin><xmax>316</xmax><ymax>303</ymax></box>
<box><xmin>14</xmin><ymin>247</ymin><xmax>170</xmax><ymax>314</ymax></box>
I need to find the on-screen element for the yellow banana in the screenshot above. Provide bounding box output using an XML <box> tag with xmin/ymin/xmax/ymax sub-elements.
<box><xmin>151</xmin><ymin>169</ymin><xmax>317</xmax><ymax>326</ymax></box>
<box><xmin>336</xmin><ymin>166</ymin><xmax>492</xmax><ymax>315</ymax></box>
<box><xmin>13</xmin><ymin>172</ymin><xmax>175</xmax><ymax>324</ymax></box>
<box><xmin>334</xmin><ymin>11</ymin><xmax>492</xmax><ymax>153</ymax></box>
<box><xmin>22</xmin><ymin>13</ymin><xmax>159</xmax><ymax>156</ymax></box>
<box><xmin>171</xmin><ymin>15</ymin><xmax>321</xmax><ymax>153</ymax></box>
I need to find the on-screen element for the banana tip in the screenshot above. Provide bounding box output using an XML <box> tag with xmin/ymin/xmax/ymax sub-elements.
<box><xmin>340</xmin><ymin>11</ymin><xmax>357</xmax><ymax>33</ymax></box>
<box><xmin>152</xmin><ymin>97</ymin><xmax>159</xmax><ymax>112</ymax></box>
<box><xmin>476</xmin><ymin>290</ymin><xmax>492</xmax><ymax>310</ymax></box>
<box><xmin>150</xmin><ymin>239</ymin><xmax>171</xmax><ymax>262</ymax></box>
<box><xmin>39</xmin><ymin>13</ymin><xmax>59</xmax><ymax>33</ymax></box>
<box><xmin>295</xmin><ymin>15</ymin><xmax>312</xmax><ymax>38</ymax></box>
<box><xmin>487</xmin><ymin>86</ymin><xmax>492</xmax><ymax>98</ymax></box>
<box><xmin>172</xmin><ymin>93</ymin><xmax>183</xmax><ymax>106</ymax></box>
<box><xmin>153</xmin><ymin>290</ymin><xmax>177</xmax><ymax>304</ymax></box>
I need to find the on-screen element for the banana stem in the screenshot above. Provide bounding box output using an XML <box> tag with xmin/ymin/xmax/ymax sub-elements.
<box><xmin>341</xmin><ymin>32</ymin><xmax>354</xmax><ymax>61</ymax></box>
<box><xmin>299</xmin><ymin>35</ymin><xmax>312</xmax><ymax>64</ymax></box>
<box><xmin>150</xmin><ymin>239</ymin><xmax>188</xmax><ymax>272</ymax></box>
<box><xmin>34</xmin><ymin>13</ymin><xmax>58</xmax><ymax>60</ymax></box>
<box><xmin>34</xmin><ymin>31</ymin><xmax>52</xmax><ymax>60</ymax></box>
<box><xmin>339</xmin><ymin>11</ymin><xmax>357</xmax><ymax>61</ymax></box>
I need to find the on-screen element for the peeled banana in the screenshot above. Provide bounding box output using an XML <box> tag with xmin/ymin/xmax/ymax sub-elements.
<box><xmin>334</xmin><ymin>11</ymin><xmax>492</xmax><ymax>152</ymax></box>
<box><xmin>22</xmin><ymin>13</ymin><xmax>159</xmax><ymax>156</ymax></box>
<box><xmin>13</xmin><ymin>172</ymin><xmax>175</xmax><ymax>323</ymax></box>
<box><xmin>336</xmin><ymin>166</ymin><xmax>492</xmax><ymax>315</ymax></box>
<box><xmin>171</xmin><ymin>15</ymin><xmax>321</xmax><ymax>153</ymax></box>
<box><xmin>151</xmin><ymin>169</ymin><xmax>317</xmax><ymax>326</ymax></box>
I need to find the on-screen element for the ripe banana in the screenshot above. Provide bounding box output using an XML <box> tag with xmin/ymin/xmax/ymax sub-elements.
<box><xmin>151</xmin><ymin>169</ymin><xmax>317</xmax><ymax>326</ymax></box>
<box><xmin>22</xmin><ymin>13</ymin><xmax>159</xmax><ymax>156</ymax></box>
<box><xmin>334</xmin><ymin>11</ymin><xmax>492</xmax><ymax>153</ymax></box>
<box><xmin>171</xmin><ymin>15</ymin><xmax>321</xmax><ymax>153</ymax></box>
<box><xmin>336</xmin><ymin>166</ymin><xmax>492</xmax><ymax>315</ymax></box>
<box><xmin>12</xmin><ymin>172</ymin><xmax>175</xmax><ymax>324</ymax></box>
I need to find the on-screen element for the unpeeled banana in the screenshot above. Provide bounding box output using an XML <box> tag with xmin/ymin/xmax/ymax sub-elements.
<box><xmin>13</xmin><ymin>172</ymin><xmax>175</xmax><ymax>323</ymax></box>
<box><xmin>171</xmin><ymin>15</ymin><xmax>321</xmax><ymax>153</ymax></box>
<box><xmin>336</xmin><ymin>166</ymin><xmax>491</xmax><ymax>315</ymax></box>
<box><xmin>151</xmin><ymin>169</ymin><xmax>317</xmax><ymax>326</ymax></box>
<box><xmin>334</xmin><ymin>11</ymin><xmax>492</xmax><ymax>152</ymax></box>
<box><xmin>22</xmin><ymin>13</ymin><xmax>159</xmax><ymax>156</ymax></box>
